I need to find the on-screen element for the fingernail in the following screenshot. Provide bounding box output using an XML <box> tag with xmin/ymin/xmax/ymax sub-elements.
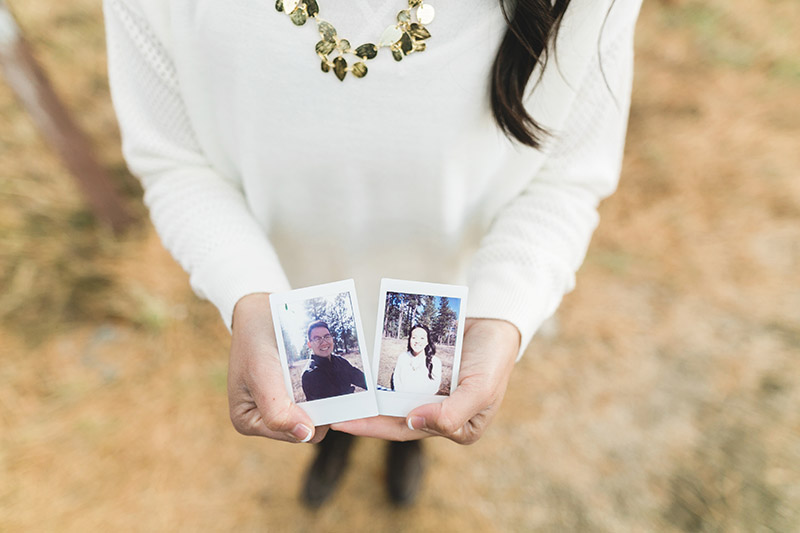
<box><xmin>407</xmin><ymin>416</ymin><xmax>425</xmax><ymax>431</ymax></box>
<box><xmin>291</xmin><ymin>423</ymin><xmax>313</xmax><ymax>443</ymax></box>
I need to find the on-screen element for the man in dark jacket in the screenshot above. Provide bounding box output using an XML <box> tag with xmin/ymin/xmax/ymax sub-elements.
<box><xmin>301</xmin><ymin>320</ymin><xmax>366</xmax><ymax>401</ymax></box>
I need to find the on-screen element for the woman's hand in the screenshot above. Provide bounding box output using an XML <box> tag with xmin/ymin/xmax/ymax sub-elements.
<box><xmin>228</xmin><ymin>293</ymin><xmax>328</xmax><ymax>444</ymax></box>
<box><xmin>332</xmin><ymin>318</ymin><xmax>520</xmax><ymax>444</ymax></box>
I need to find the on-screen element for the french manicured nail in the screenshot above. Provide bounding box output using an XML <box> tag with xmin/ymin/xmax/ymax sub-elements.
<box><xmin>407</xmin><ymin>416</ymin><xmax>425</xmax><ymax>431</ymax></box>
<box><xmin>292</xmin><ymin>423</ymin><xmax>313</xmax><ymax>443</ymax></box>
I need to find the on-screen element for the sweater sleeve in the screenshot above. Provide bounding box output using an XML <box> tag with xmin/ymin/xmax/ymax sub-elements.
<box><xmin>465</xmin><ymin>16</ymin><xmax>637</xmax><ymax>358</ymax></box>
<box><xmin>103</xmin><ymin>0</ymin><xmax>291</xmax><ymax>329</ymax></box>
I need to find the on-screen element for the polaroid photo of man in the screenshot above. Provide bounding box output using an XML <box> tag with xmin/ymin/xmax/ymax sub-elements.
<box><xmin>270</xmin><ymin>279</ymin><xmax>378</xmax><ymax>426</ymax></box>
<box><xmin>372</xmin><ymin>278</ymin><xmax>468</xmax><ymax>417</ymax></box>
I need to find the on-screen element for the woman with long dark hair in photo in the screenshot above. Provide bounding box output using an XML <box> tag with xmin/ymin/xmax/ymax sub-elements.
<box><xmin>392</xmin><ymin>325</ymin><xmax>442</xmax><ymax>395</ymax></box>
<box><xmin>104</xmin><ymin>0</ymin><xmax>642</xmax><ymax>508</ymax></box>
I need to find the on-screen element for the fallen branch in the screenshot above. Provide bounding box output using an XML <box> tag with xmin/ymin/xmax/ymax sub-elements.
<box><xmin>0</xmin><ymin>1</ymin><xmax>134</xmax><ymax>233</ymax></box>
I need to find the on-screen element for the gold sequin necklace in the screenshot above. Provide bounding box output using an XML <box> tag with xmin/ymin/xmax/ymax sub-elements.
<box><xmin>274</xmin><ymin>0</ymin><xmax>435</xmax><ymax>81</ymax></box>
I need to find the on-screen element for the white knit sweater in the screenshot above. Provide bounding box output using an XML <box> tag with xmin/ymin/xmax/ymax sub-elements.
<box><xmin>104</xmin><ymin>0</ymin><xmax>642</xmax><ymax>354</ymax></box>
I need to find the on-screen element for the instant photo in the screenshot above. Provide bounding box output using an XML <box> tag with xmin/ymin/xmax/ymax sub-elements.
<box><xmin>270</xmin><ymin>279</ymin><xmax>378</xmax><ymax>426</ymax></box>
<box><xmin>372</xmin><ymin>279</ymin><xmax>468</xmax><ymax>417</ymax></box>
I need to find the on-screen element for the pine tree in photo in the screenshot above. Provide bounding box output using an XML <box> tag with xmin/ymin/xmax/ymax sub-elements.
<box><xmin>329</xmin><ymin>292</ymin><xmax>356</xmax><ymax>353</ymax></box>
<box><xmin>431</xmin><ymin>297</ymin><xmax>458</xmax><ymax>346</ymax></box>
<box><xmin>305</xmin><ymin>297</ymin><xmax>329</xmax><ymax>321</ymax></box>
<box><xmin>403</xmin><ymin>293</ymin><xmax>422</xmax><ymax>337</ymax></box>
<box><xmin>419</xmin><ymin>294</ymin><xmax>436</xmax><ymax>328</ymax></box>
<box><xmin>281</xmin><ymin>323</ymin><xmax>301</xmax><ymax>364</ymax></box>
<box><xmin>383</xmin><ymin>292</ymin><xmax>402</xmax><ymax>338</ymax></box>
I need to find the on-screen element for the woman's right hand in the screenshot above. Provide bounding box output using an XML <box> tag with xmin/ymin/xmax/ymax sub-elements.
<box><xmin>228</xmin><ymin>293</ymin><xmax>327</xmax><ymax>443</ymax></box>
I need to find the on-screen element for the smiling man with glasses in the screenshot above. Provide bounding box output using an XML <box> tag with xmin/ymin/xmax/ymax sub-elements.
<box><xmin>301</xmin><ymin>320</ymin><xmax>367</xmax><ymax>402</ymax></box>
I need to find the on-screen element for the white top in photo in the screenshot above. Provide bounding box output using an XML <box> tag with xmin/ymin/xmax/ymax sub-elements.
<box><xmin>393</xmin><ymin>351</ymin><xmax>443</xmax><ymax>396</ymax></box>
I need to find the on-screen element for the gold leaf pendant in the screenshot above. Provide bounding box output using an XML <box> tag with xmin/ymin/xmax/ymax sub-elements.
<box><xmin>274</xmin><ymin>0</ymin><xmax>434</xmax><ymax>81</ymax></box>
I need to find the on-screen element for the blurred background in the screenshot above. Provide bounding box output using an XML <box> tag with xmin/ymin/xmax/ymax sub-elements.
<box><xmin>1</xmin><ymin>0</ymin><xmax>798</xmax><ymax>531</ymax></box>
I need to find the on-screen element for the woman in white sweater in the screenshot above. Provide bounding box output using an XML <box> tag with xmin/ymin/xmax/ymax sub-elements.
<box><xmin>392</xmin><ymin>325</ymin><xmax>443</xmax><ymax>395</ymax></box>
<box><xmin>104</xmin><ymin>0</ymin><xmax>642</xmax><ymax>506</ymax></box>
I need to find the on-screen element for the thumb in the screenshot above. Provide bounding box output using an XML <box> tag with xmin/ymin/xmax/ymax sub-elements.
<box><xmin>249</xmin><ymin>386</ymin><xmax>316</xmax><ymax>442</ymax></box>
<box><xmin>245</xmin><ymin>344</ymin><xmax>314</xmax><ymax>442</ymax></box>
<box><xmin>406</xmin><ymin>379</ymin><xmax>487</xmax><ymax>443</ymax></box>
<box><xmin>229</xmin><ymin>293</ymin><xmax>318</xmax><ymax>443</ymax></box>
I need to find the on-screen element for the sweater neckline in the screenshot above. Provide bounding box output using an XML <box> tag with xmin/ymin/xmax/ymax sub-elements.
<box><xmin>347</xmin><ymin>0</ymin><xmax>413</xmax><ymax>46</ymax></box>
<box><xmin>407</xmin><ymin>350</ymin><xmax>425</xmax><ymax>371</ymax></box>
<box><xmin>354</xmin><ymin>0</ymin><xmax>396</xmax><ymax>23</ymax></box>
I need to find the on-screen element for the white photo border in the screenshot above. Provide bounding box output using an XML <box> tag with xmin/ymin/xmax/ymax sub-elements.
<box><xmin>372</xmin><ymin>278</ymin><xmax>468</xmax><ymax>418</ymax></box>
<box><xmin>269</xmin><ymin>279</ymin><xmax>379</xmax><ymax>426</ymax></box>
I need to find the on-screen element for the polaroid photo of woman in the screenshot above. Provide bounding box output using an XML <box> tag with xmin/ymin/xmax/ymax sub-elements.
<box><xmin>372</xmin><ymin>279</ymin><xmax>468</xmax><ymax>417</ymax></box>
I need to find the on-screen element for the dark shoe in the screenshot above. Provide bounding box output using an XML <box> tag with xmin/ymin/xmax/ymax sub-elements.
<box><xmin>301</xmin><ymin>431</ymin><xmax>356</xmax><ymax>509</ymax></box>
<box><xmin>386</xmin><ymin>440</ymin><xmax>425</xmax><ymax>506</ymax></box>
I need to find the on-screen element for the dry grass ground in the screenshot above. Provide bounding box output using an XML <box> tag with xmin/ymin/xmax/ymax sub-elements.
<box><xmin>1</xmin><ymin>0</ymin><xmax>799</xmax><ymax>531</ymax></box>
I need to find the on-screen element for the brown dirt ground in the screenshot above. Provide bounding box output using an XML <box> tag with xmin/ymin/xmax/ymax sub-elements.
<box><xmin>1</xmin><ymin>0</ymin><xmax>799</xmax><ymax>531</ymax></box>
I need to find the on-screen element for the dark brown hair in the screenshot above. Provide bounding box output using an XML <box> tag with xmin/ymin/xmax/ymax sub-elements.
<box><xmin>491</xmin><ymin>0</ymin><xmax>571</xmax><ymax>149</ymax></box>
<box><xmin>307</xmin><ymin>320</ymin><xmax>330</xmax><ymax>340</ymax></box>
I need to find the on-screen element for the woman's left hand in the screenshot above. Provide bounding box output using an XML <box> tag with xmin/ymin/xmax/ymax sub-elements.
<box><xmin>332</xmin><ymin>318</ymin><xmax>521</xmax><ymax>444</ymax></box>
